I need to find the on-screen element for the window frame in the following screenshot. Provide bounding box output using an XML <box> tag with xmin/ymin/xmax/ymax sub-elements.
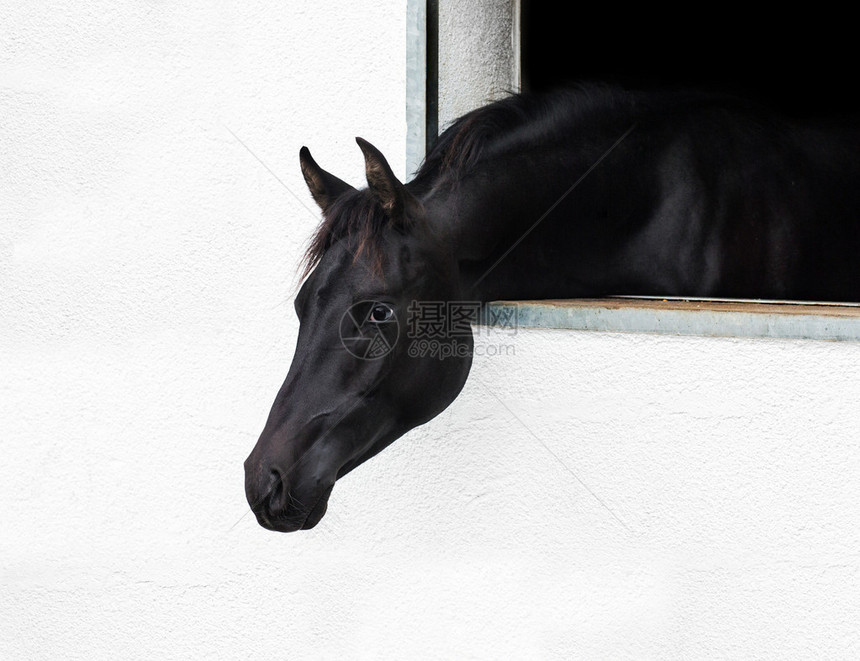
<box><xmin>407</xmin><ymin>0</ymin><xmax>859</xmax><ymax>342</ymax></box>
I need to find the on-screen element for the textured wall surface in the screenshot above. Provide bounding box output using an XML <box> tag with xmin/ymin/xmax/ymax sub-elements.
<box><xmin>4</xmin><ymin>2</ymin><xmax>860</xmax><ymax>659</ymax></box>
<box><xmin>437</xmin><ymin>0</ymin><xmax>519</xmax><ymax>129</ymax></box>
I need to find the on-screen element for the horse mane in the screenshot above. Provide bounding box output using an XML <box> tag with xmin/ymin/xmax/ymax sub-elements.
<box><xmin>411</xmin><ymin>82</ymin><xmax>782</xmax><ymax>187</ymax></box>
<box><xmin>411</xmin><ymin>83</ymin><xmax>641</xmax><ymax>186</ymax></box>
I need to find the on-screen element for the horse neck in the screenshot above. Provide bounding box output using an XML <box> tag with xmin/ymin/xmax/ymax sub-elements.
<box><xmin>412</xmin><ymin>120</ymin><xmax>645</xmax><ymax>302</ymax></box>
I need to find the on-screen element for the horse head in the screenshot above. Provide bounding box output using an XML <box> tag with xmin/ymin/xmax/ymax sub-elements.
<box><xmin>244</xmin><ymin>139</ymin><xmax>473</xmax><ymax>532</ymax></box>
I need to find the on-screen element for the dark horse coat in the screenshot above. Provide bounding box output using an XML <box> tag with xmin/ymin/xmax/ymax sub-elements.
<box><xmin>245</xmin><ymin>85</ymin><xmax>860</xmax><ymax>531</ymax></box>
<box><xmin>409</xmin><ymin>86</ymin><xmax>860</xmax><ymax>303</ymax></box>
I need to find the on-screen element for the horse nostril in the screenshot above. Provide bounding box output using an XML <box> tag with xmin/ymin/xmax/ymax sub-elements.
<box><xmin>264</xmin><ymin>470</ymin><xmax>287</xmax><ymax>514</ymax></box>
<box><xmin>246</xmin><ymin>467</ymin><xmax>286</xmax><ymax>516</ymax></box>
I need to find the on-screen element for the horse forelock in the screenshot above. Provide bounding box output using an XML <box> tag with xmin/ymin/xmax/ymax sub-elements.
<box><xmin>301</xmin><ymin>189</ymin><xmax>390</xmax><ymax>279</ymax></box>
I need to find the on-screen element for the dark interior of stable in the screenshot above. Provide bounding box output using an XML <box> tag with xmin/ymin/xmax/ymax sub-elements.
<box><xmin>521</xmin><ymin>4</ymin><xmax>858</xmax><ymax>118</ymax></box>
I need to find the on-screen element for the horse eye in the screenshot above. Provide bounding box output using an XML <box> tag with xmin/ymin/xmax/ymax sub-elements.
<box><xmin>369</xmin><ymin>304</ymin><xmax>394</xmax><ymax>323</ymax></box>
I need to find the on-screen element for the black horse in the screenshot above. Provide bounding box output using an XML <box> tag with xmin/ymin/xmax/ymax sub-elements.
<box><xmin>245</xmin><ymin>85</ymin><xmax>860</xmax><ymax>532</ymax></box>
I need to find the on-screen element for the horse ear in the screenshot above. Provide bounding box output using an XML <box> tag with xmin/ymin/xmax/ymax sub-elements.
<box><xmin>355</xmin><ymin>137</ymin><xmax>421</xmax><ymax>222</ymax></box>
<box><xmin>299</xmin><ymin>146</ymin><xmax>354</xmax><ymax>212</ymax></box>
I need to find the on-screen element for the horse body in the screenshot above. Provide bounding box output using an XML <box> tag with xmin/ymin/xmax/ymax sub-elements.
<box><xmin>413</xmin><ymin>89</ymin><xmax>860</xmax><ymax>302</ymax></box>
<box><xmin>245</xmin><ymin>86</ymin><xmax>859</xmax><ymax>532</ymax></box>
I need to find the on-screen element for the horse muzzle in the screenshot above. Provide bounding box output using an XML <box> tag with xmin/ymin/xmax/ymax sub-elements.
<box><xmin>244</xmin><ymin>463</ymin><xmax>334</xmax><ymax>533</ymax></box>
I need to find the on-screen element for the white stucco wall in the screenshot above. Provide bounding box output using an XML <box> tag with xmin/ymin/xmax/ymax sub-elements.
<box><xmin>3</xmin><ymin>2</ymin><xmax>860</xmax><ymax>659</ymax></box>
